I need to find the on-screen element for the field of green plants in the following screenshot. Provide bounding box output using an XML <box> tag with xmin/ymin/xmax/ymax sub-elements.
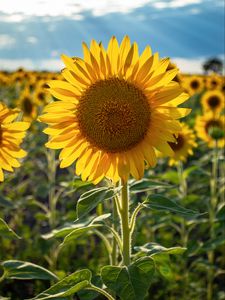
<box><xmin>0</xmin><ymin>46</ymin><xmax>224</xmax><ymax>300</ymax></box>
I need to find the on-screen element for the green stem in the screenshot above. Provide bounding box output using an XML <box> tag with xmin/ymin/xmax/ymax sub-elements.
<box><xmin>47</xmin><ymin>149</ymin><xmax>56</xmax><ymax>228</ymax></box>
<box><xmin>87</xmin><ymin>284</ymin><xmax>115</xmax><ymax>300</ymax></box>
<box><xmin>0</xmin><ymin>271</ymin><xmax>6</xmax><ymax>283</ymax></box>
<box><xmin>130</xmin><ymin>203</ymin><xmax>144</xmax><ymax>235</ymax></box>
<box><xmin>112</xmin><ymin>198</ymin><xmax>118</xmax><ymax>265</ymax></box>
<box><xmin>119</xmin><ymin>180</ymin><xmax>131</xmax><ymax>266</ymax></box>
<box><xmin>177</xmin><ymin>162</ymin><xmax>189</xmax><ymax>300</ymax></box>
<box><xmin>95</xmin><ymin>230</ymin><xmax>112</xmax><ymax>265</ymax></box>
<box><xmin>207</xmin><ymin>141</ymin><xmax>218</xmax><ymax>300</ymax></box>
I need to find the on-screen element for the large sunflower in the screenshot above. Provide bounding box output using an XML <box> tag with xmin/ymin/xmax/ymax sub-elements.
<box><xmin>40</xmin><ymin>36</ymin><xmax>190</xmax><ymax>183</ymax></box>
<box><xmin>0</xmin><ymin>102</ymin><xmax>29</xmax><ymax>181</ymax></box>
<box><xmin>167</xmin><ymin>123</ymin><xmax>197</xmax><ymax>166</ymax></box>
<box><xmin>195</xmin><ymin>113</ymin><xmax>225</xmax><ymax>148</ymax></box>
<box><xmin>201</xmin><ymin>90</ymin><xmax>224</xmax><ymax>114</ymax></box>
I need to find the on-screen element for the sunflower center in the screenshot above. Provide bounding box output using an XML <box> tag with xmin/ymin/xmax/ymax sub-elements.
<box><xmin>190</xmin><ymin>80</ymin><xmax>199</xmax><ymax>89</ymax></box>
<box><xmin>205</xmin><ymin>120</ymin><xmax>222</xmax><ymax>133</ymax></box>
<box><xmin>207</xmin><ymin>96</ymin><xmax>220</xmax><ymax>108</ymax></box>
<box><xmin>22</xmin><ymin>97</ymin><xmax>33</xmax><ymax>114</ymax></box>
<box><xmin>168</xmin><ymin>134</ymin><xmax>184</xmax><ymax>151</ymax></box>
<box><xmin>77</xmin><ymin>78</ymin><xmax>150</xmax><ymax>152</ymax></box>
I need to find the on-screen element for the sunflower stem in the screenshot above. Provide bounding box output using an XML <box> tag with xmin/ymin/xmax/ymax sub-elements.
<box><xmin>119</xmin><ymin>179</ymin><xmax>131</xmax><ymax>266</ymax></box>
<box><xmin>177</xmin><ymin>162</ymin><xmax>189</xmax><ymax>300</ymax></box>
<box><xmin>47</xmin><ymin>149</ymin><xmax>57</xmax><ymax>229</ymax></box>
<box><xmin>207</xmin><ymin>141</ymin><xmax>218</xmax><ymax>300</ymax></box>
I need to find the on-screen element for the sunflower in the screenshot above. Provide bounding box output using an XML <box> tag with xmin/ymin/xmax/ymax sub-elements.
<box><xmin>201</xmin><ymin>90</ymin><xmax>225</xmax><ymax>114</ymax></box>
<box><xmin>184</xmin><ymin>75</ymin><xmax>204</xmax><ymax>96</ymax></box>
<box><xmin>34</xmin><ymin>86</ymin><xmax>51</xmax><ymax>106</ymax></box>
<box><xmin>0</xmin><ymin>102</ymin><xmax>29</xmax><ymax>181</ymax></box>
<box><xmin>205</xmin><ymin>74</ymin><xmax>222</xmax><ymax>90</ymax></box>
<box><xmin>195</xmin><ymin>113</ymin><xmax>225</xmax><ymax>148</ymax></box>
<box><xmin>167</xmin><ymin>123</ymin><xmax>197</xmax><ymax>166</ymax></box>
<box><xmin>17</xmin><ymin>87</ymin><xmax>37</xmax><ymax>121</ymax></box>
<box><xmin>40</xmin><ymin>36</ymin><xmax>190</xmax><ymax>183</ymax></box>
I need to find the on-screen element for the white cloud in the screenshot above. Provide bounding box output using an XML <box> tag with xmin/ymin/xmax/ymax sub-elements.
<box><xmin>0</xmin><ymin>58</ymin><xmax>63</xmax><ymax>71</ymax></box>
<box><xmin>0</xmin><ymin>34</ymin><xmax>16</xmax><ymax>48</ymax></box>
<box><xmin>0</xmin><ymin>0</ymin><xmax>152</xmax><ymax>19</ymax></box>
<box><xmin>172</xmin><ymin>57</ymin><xmax>205</xmax><ymax>74</ymax></box>
<box><xmin>0</xmin><ymin>57</ymin><xmax>208</xmax><ymax>73</ymax></box>
<box><xmin>26</xmin><ymin>36</ymin><xmax>38</xmax><ymax>44</ymax></box>
<box><xmin>153</xmin><ymin>0</ymin><xmax>201</xmax><ymax>9</ymax></box>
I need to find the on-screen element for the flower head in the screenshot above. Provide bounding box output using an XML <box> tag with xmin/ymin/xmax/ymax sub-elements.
<box><xmin>167</xmin><ymin>123</ymin><xmax>197</xmax><ymax>166</ymax></box>
<box><xmin>201</xmin><ymin>90</ymin><xmax>224</xmax><ymax>114</ymax></box>
<box><xmin>40</xmin><ymin>36</ymin><xmax>190</xmax><ymax>183</ymax></box>
<box><xmin>195</xmin><ymin>113</ymin><xmax>225</xmax><ymax>148</ymax></box>
<box><xmin>0</xmin><ymin>102</ymin><xmax>29</xmax><ymax>181</ymax></box>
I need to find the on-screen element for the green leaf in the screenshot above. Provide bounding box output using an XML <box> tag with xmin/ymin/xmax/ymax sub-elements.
<box><xmin>216</xmin><ymin>204</ymin><xmax>225</xmax><ymax>221</ymax></box>
<box><xmin>0</xmin><ymin>218</ymin><xmax>21</xmax><ymax>239</ymax></box>
<box><xmin>42</xmin><ymin>214</ymin><xmax>111</xmax><ymax>240</ymax></box>
<box><xmin>76</xmin><ymin>187</ymin><xmax>120</xmax><ymax>218</ymax></box>
<box><xmin>0</xmin><ymin>196</ymin><xmax>13</xmax><ymax>208</ymax></box>
<box><xmin>183</xmin><ymin>166</ymin><xmax>198</xmax><ymax>179</ymax></box>
<box><xmin>30</xmin><ymin>269</ymin><xmax>91</xmax><ymax>300</ymax></box>
<box><xmin>1</xmin><ymin>260</ymin><xmax>58</xmax><ymax>281</ymax></box>
<box><xmin>60</xmin><ymin>224</ymin><xmax>102</xmax><ymax>247</ymax></box>
<box><xmin>201</xmin><ymin>237</ymin><xmax>225</xmax><ymax>252</ymax></box>
<box><xmin>152</xmin><ymin>254</ymin><xmax>174</xmax><ymax>280</ymax></box>
<box><xmin>130</xmin><ymin>179</ymin><xmax>172</xmax><ymax>193</ymax></box>
<box><xmin>134</xmin><ymin>243</ymin><xmax>186</xmax><ymax>256</ymax></box>
<box><xmin>143</xmin><ymin>195</ymin><xmax>202</xmax><ymax>217</ymax></box>
<box><xmin>161</xmin><ymin>171</ymin><xmax>179</xmax><ymax>184</ymax></box>
<box><xmin>101</xmin><ymin>257</ymin><xmax>155</xmax><ymax>300</ymax></box>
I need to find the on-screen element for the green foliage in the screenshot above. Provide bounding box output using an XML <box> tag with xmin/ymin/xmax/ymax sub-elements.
<box><xmin>1</xmin><ymin>260</ymin><xmax>58</xmax><ymax>281</ymax></box>
<box><xmin>101</xmin><ymin>257</ymin><xmax>155</xmax><ymax>300</ymax></box>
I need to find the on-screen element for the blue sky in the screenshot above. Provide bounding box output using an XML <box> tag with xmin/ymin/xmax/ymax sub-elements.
<box><xmin>0</xmin><ymin>0</ymin><xmax>224</xmax><ymax>73</ymax></box>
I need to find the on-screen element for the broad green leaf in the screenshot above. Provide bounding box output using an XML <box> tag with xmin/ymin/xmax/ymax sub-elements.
<box><xmin>183</xmin><ymin>166</ymin><xmax>198</xmax><ymax>179</ymax></box>
<box><xmin>161</xmin><ymin>171</ymin><xmax>179</xmax><ymax>184</ymax></box>
<box><xmin>134</xmin><ymin>243</ymin><xmax>186</xmax><ymax>256</ymax></box>
<box><xmin>101</xmin><ymin>257</ymin><xmax>155</xmax><ymax>300</ymax></box>
<box><xmin>30</xmin><ymin>269</ymin><xmax>91</xmax><ymax>300</ymax></box>
<box><xmin>201</xmin><ymin>237</ymin><xmax>225</xmax><ymax>252</ymax></box>
<box><xmin>216</xmin><ymin>204</ymin><xmax>225</xmax><ymax>221</ymax></box>
<box><xmin>76</xmin><ymin>187</ymin><xmax>120</xmax><ymax>218</ymax></box>
<box><xmin>60</xmin><ymin>224</ymin><xmax>102</xmax><ymax>247</ymax></box>
<box><xmin>0</xmin><ymin>218</ymin><xmax>20</xmax><ymax>239</ymax></box>
<box><xmin>130</xmin><ymin>179</ymin><xmax>172</xmax><ymax>193</ymax></box>
<box><xmin>143</xmin><ymin>195</ymin><xmax>201</xmax><ymax>217</ymax></box>
<box><xmin>42</xmin><ymin>214</ymin><xmax>110</xmax><ymax>240</ymax></box>
<box><xmin>0</xmin><ymin>196</ymin><xmax>13</xmax><ymax>208</ymax></box>
<box><xmin>152</xmin><ymin>254</ymin><xmax>174</xmax><ymax>280</ymax></box>
<box><xmin>1</xmin><ymin>260</ymin><xmax>58</xmax><ymax>281</ymax></box>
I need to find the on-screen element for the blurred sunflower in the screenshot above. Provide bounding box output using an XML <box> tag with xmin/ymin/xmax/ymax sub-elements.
<box><xmin>40</xmin><ymin>36</ymin><xmax>190</xmax><ymax>183</ymax></box>
<box><xmin>201</xmin><ymin>90</ymin><xmax>224</xmax><ymax>114</ymax></box>
<box><xmin>17</xmin><ymin>87</ymin><xmax>37</xmax><ymax>121</ymax></box>
<box><xmin>34</xmin><ymin>87</ymin><xmax>51</xmax><ymax>106</ymax></box>
<box><xmin>167</xmin><ymin>123</ymin><xmax>197</xmax><ymax>166</ymax></box>
<box><xmin>184</xmin><ymin>75</ymin><xmax>204</xmax><ymax>96</ymax></box>
<box><xmin>195</xmin><ymin>113</ymin><xmax>225</xmax><ymax>148</ymax></box>
<box><xmin>205</xmin><ymin>74</ymin><xmax>222</xmax><ymax>90</ymax></box>
<box><xmin>0</xmin><ymin>102</ymin><xmax>29</xmax><ymax>181</ymax></box>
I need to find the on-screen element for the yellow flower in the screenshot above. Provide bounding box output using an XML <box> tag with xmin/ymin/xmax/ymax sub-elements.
<box><xmin>201</xmin><ymin>90</ymin><xmax>224</xmax><ymax>114</ymax></box>
<box><xmin>195</xmin><ymin>113</ymin><xmax>225</xmax><ymax>148</ymax></box>
<box><xmin>205</xmin><ymin>74</ymin><xmax>222</xmax><ymax>90</ymax></box>
<box><xmin>167</xmin><ymin>123</ymin><xmax>197</xmax><ymax>166</ymax></box>
<box><xmin>17</xmin><ymin>87</ymin><xmax>37</xmax><ymax>121</ymax></box>
<box><xmin>184</xmin><ymin>75</ymin><xmax>204</xmax><ymax>96</ymax></box>
<box><xmin>0</xmin><ymin>102</ymin><xmax>29</xmax><ymax>181</ymax></box>
<box><xmin>40</xmin><ymin>36</ymin><xmax>190</xmax><ymax>183</ymax></box>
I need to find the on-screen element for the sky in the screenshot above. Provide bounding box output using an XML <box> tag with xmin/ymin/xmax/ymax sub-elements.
<box><xmin>0</xmin><ymin>0</ymin><xmax>224</xmax><ymax>73</ymax></box>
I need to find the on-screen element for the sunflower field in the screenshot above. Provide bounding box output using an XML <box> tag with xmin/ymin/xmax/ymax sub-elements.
<box><xmin>0</xmin><ymin>37</ymin><xmax>224</xmax><ymax>300</ymax></box>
